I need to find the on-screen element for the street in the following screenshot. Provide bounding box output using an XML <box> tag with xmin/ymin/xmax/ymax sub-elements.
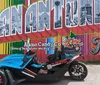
<box><xmin>19</xmin><ymin>65</ymin><xmax>100</xmax><ymax>85</ymax></box>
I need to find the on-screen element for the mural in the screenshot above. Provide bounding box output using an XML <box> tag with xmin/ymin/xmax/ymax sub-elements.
<box><xmin>66</xmin><ymin>0</ymin><xmax>78</xmax><ymax>27</ymax></box>
<box><xmin>80</xmin><ymin>0</ymin><xmax>92</xmax><ymax>25</ymax></box>
<box><xmin>52</xmin><ymin>0</ymin><xmax>63</xmax><ymax>28</ymax></box>
<box><xmin>90</xmin><ymin>37</ymin><xmax>100</xmax><ymax>55</ymax></box>
<box><xmin>94</xmin><ymin>0</ymin><xmax>100</xmax><ymax>23</ymax></box>
<box><xmin>0</xmin><ymin>0</ymin><xmax>100</xmax><ymax>62</ymax></box>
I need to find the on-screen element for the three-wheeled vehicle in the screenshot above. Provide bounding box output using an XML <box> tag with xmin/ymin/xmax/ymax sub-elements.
<box><xmin>0</xmin><ymin>45</ymin><xmax>88</xmax><ymax>85</ymax></box>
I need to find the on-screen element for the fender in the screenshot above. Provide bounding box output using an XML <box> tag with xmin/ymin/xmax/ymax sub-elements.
<box><xmin>5</xmin><ymin>69</ymin><xmax>15</xmax><ymax>85</ymax></box>
<box><xmin>68</xmin><ymin>60</ymin><xmax>79</xmax><ymax>70</ymax></box>
<box><xmin>5</xmin><ymin>69</ymin><xmax>26</xmax><ymax>85</ymax></box>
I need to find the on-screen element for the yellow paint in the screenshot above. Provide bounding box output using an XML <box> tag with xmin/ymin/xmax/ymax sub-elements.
<box><xmin>3</xmin><ymin>43</ymin><xmax>5</xmax><ymax>54</ymax></box>
<box><xmin>0</xmin><ymin>0</ymin><xmax>8</xmax><ymax>12</ymax></box>
<box><xmin>4</xmin><ymin>0</ymin><xmax>7</xmax><ymax>8</ymax></box>
<box><xmin>0</xmin><ymin>43</ymin><xmax>4</xmax><ymax>54</ymax></box>
<box><xmin>0</xmin><ymin>0</ymin><xmax>5</xmax><ymax>11</ymax></box>
<box><xmin>0</xmin><ymin>43</ymin><xmax>8</xmax><ymax>54</ymax></box>
<box><xmin>57</xmin><ymin>34</ymin><xmax>62</xmax><ymax>43</ymax></box>
<box><xmin>54</xmin><ymin>36</ymin><xmax>57</xmax><ymax>42</ymax></box>
<box><xmin>54</xmin><ymin>35</ymin><xmax>62</xmax><ymax>51</ymax></box>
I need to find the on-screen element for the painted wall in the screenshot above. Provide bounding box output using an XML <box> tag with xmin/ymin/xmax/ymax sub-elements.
<box><xmin>0</xmin><ymin>0</ymin><xmax>100</xmax><ymax>62</ymax></box>
<box><xmin>0</xmin><ymin>33</ymin><xmax>99</xmax><ymax>62</ymax></box>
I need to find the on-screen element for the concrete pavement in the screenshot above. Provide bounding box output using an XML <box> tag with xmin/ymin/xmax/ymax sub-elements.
<box><xmin>19</xmin><ymin>65</ymin><xmax>100</xmax><ymax>85</ymax></box>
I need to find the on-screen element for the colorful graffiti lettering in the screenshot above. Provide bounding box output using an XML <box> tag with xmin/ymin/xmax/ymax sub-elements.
<box><xmin>90</xmin><ymin>37</ymin><xmax>100</xmax><ymax>55</ymax></box>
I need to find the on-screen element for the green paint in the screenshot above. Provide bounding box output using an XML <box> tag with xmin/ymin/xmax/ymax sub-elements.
<box><xmin>6</xmin><ymin>0</ymin><xmax>25</xmax><ymax>8</ymax></box>
<box><xmin>66</xmin><ymin>32</ymin><xmax>76</xmax><ymax>39</ymax></box>
<box><xmin>6</xmin><ymin>0</ymin><xmax>25</xmax><ymax>7</ymax></box>
<box><xmin>9</xmin><ymin>0</ymin><xmax>11</xmax><ymax>6</ymax></box>
<box><xmin>10</xmin><ymin>42</ymin><xmax>13</xmax><ymax>54</ymax></box>
<box><xmin>6</xmin><ymin>0</ymin><xmax>11</xmax><ymax>7</ymax></box>
<box><xmin>11</xmin><ymin>0</ymin><xmax>14</xmax><ymax>5</ymax></box>
<box><xmin>8</xmin><ymin>43</ymin><xmax>9</xmax><ymax>54</ymax></box>
<box><xmin>9</xmin><ymin>41</ymin><xmax>24</xmax><ymax>54</ymax></box>
<box><xmin>12</xmin><ymin>0</ymin><xmax>24</xmax><ymax>5</ymax></box>
<box><xmin>70</xmin><ymin>32</ymin><xmax>76</xmax><ymax>38</ymax></box>
<box><xmin>6</xmin><ymin>0</ymin><xmax>8</xmax><ymax>7</ymax></box>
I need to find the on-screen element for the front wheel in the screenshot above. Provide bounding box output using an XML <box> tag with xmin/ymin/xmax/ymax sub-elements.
<box><xmin>68</xmin><ymin>61</ymin><xmax>88</xmax><ymax>81</ymax></box>
<box><xmin>0</xmin><ymin>69</ymin><xmax>7</xmax><ymax>85</ymax></box>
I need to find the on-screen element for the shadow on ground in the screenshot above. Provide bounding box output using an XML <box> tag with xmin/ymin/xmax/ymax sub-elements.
<box><xmin>19</xmin><ymin>76</ymin><xmax>85</xmax><ymax>85</ymax></box>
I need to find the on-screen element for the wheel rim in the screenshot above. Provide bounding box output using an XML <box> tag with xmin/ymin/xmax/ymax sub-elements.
<box><xmin>72</xmin><ymin>65</ymin><xmax>84</xmax><ymax>76</ymax></box>
<box><xmin>0</xmin><ymin>75</ymin><xmax>3</xmax><ymax>84</ymax></box>
<box><xmin>71</xmin><ymin>64</ymin><xmax>87</xmax><ymax>80</ymax></box>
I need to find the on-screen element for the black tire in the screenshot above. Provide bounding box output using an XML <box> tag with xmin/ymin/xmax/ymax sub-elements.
<box><xmin>68</xmin><ymin>62</ymin><xmax>88</xmax><ymax>81</ymax></box>
<box><xmin>0</xmin><ymin>69</ymin><xmax>7</xmax><ymax>85</ymax></box>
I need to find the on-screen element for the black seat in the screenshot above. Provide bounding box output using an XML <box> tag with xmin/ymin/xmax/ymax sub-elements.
<box><xmin>48</xmin><ymin>47</ymin><xmax>61</xmax><ymax>62</ymax></box>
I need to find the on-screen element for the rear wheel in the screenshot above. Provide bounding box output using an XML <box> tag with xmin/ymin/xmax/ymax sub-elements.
<box><xmin>68</xmin><ymin>62</ymin><xmax>88</xmax><ymax>81</ymax></box>
<box><xmin>0</xmin><ymin>69</ymin><xmax>7</xmax><ymax>85</ymax></box>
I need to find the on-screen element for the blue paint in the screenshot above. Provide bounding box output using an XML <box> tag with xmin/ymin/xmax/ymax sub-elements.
<box><xmin>65</xmin><ymin>53</ymin><xmax>76</xmax><ymax>59</ymax></box>
<box><xmin>0</xmin><ymin>54</ymin><xmax>32</xmax><ymax>70</ymax></box>
<box><xmin>46</xmin><ymin>37</ymin><xmax>54</xmax><ymax>54</ymax></box>
<box><xmin>31</xmin><ymin>64</ymin><xmax>42</xmax><ymax>68</ymax></box>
